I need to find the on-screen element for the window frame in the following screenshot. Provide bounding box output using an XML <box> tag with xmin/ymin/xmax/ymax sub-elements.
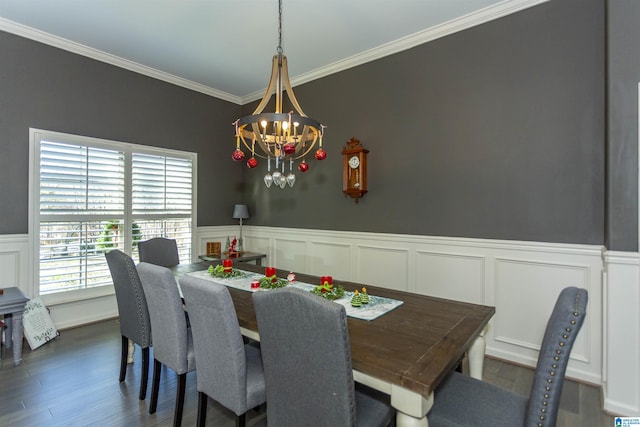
<box><xmin>29</xmin><ymin>128</ymin><xmax>198</xmax><ymax>305</ymax></box>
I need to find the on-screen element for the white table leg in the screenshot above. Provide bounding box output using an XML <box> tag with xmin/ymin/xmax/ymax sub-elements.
<box><xmin>127</xmin><ymin>338</ymin><xmax>135</xmax><ymax>364</ymax></box>
<box><xmin>467</xmin><ymin>326</ymin><xmax>488</xmax><ymax>379</ymax></box>
<box><xmin>391</xmin><ymin>385</ymin><xmax>433</xmax><ymax>427</ymax></box>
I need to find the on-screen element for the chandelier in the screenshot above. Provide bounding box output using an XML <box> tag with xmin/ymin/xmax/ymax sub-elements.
<box><xmin>232</xmin><ymin>0</ymin><xmax>327</xmax><ymax>189</ymax></box>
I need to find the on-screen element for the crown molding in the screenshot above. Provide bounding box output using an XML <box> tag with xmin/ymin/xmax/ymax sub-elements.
<box><xmin>1</xmin><ymin>0</ymin><xmax>549</xmax><ymax>106</ymax></box>
<box><xmin>0</xmin><ymin>17</ymin><xmax>242</xmax><ymax>104</ymax></box>
<box><xmin>241</xmin><ymin>0</ymin><xmax>550</xmax><ymax>103</ymax></box>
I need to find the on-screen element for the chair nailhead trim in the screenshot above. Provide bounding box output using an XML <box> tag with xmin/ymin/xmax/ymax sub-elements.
<box><xmin>559</xmin><ymin>342</ymin><xmax>565</xmax><ymax>347</ymax></box>
<box><xmin>570</xmin><ymin>320</ymin><xmax>576</xmax><ymax>325</ymax></box>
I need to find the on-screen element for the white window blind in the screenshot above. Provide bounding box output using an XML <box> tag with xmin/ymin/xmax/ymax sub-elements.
<box><xmin>34</xmin><ymin>131</ymin><xmax>195</xmax><ymax>296</ymax></box>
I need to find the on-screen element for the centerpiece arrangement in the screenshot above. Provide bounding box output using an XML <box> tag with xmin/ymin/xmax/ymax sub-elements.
<box><xmin>258</xmin><ymin>266</ymin><xmax>288</xmax><ymax>289</ymax></box>
<box><xmin>207</xmin><ymin>261</ymin><xmax>243</xmax><ymax>278</ymax></box>
<box><xmin>312</xmin><ymin>276</ymin><xmax>345</xmax><ymax>300</ymax></box>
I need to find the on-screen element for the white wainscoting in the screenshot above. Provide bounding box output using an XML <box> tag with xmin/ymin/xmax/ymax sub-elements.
<box><xmin>200</xmin><ymin>226</ymin><xmax>605</xmax><ymax>386</ymax></box>
<box><xmin>602</xmin><ymin>251</ymin><xmax>640</xmax><ymax>415</ymax></box>
<box><xmin>6</xmin><ymin>228</ymin><xmax>640</xmax><ymax>414</ymax></box>
<box><xmin>0</xmin><ymin>234</ymin><xmax>31</xmax><ymax>295</ymax></box>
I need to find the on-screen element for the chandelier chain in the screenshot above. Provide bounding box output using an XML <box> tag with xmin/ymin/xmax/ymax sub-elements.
<box><xmin>277</xmin><ymin>0</ymin><xmax>283</xmax><ymax>56</ymax></box>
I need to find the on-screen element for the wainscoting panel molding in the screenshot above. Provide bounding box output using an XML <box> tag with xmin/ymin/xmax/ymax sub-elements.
<box><xmin>415</xmin><ymin>250</ymin><xmax>485</xmax><ymax>304</ymax></box>
<box><xmin>356</xmin><ymin>245</ymin><xmax>410</xmax><ymax>291</ymax></box>
<box><xmin>492</xmin><ymin>257</ymin><xmax>592</xmax><ymax>367</ymax></box>
<box><xmin>0</xmin><ymin>234</ymin><xmax>30</xmax><ymax>295</ymax></box>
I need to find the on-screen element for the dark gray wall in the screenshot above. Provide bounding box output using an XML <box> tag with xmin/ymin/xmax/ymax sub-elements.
<box><xmin>2</xmin><ymin>0</ymin><xmax>636</xmax><ymax>250</ymax></box>
<box><xmin>607</xmin><ymin>0</ymin><xmax>640</xmax><ymax>251</ymax></box>
<box><xmin>241</xmin><ymin>0</ymin><xmax>608</xmax><ymax>245</ymax></box>
<box><xmin>0</xmin><ymin>30</ymin><xmax>241</xmax><ymax>234</ymax></box>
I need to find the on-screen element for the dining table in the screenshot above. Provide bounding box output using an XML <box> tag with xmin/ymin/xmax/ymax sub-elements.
<box><xmin>171</xmin><ymin>261</ymin><xmax>495</xmax><ymax>427</ymax></box>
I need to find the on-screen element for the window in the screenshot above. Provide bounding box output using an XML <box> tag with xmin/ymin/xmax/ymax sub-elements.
<box><xmin>31</xmin><ymin>129</ymin><xmax>196</xmax><ymax>297</ymax></box>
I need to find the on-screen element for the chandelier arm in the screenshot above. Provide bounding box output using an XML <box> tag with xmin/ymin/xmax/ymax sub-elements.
<box><xmin>291</xmin><ymin>127</ymin><xmax>319</xmax><ymax>159</ymax></box>
<box><xmin>280</xmin><ymin>56</ymin><xmax>308</xmax><ymax>117</ymax></box>
<box><xmin>251</xmin><ymin>55</ymin><xmax>281</xmax><ymax>115</ymax></box>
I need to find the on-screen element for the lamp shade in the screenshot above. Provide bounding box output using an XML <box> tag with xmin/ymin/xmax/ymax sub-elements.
<box><xmin>232</xmin><ymin>204</ymin><xmax>250</xmax><ymax>220</ymax></box>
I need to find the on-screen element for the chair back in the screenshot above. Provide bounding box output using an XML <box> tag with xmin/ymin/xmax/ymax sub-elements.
<box><xmin>105</xmin><ymin>249</ymin><xmax>151</xmax><ymax>348</ymax></box>
<box><xmin>525</xmin><ymin>286</ymin><xmax>588</xmax><ymax>426</ymax></box>
<box><xmin>253</xmin><ymin>287</ymin><xmax>356</xmax><ymax>426</ymax></box>
<box><xmin>137</xmin><ymin>262</ymin><xmax>194</xmax><ymax>374</ymax></box>
<box><xmin>138</xmin><ymin>237</ymin><xmax>180</xmax><ymax>268</ymax></box>
<box><xmin>180</xmin><ymin>276</ymin><xmax>252</xmax><ymax>414</ymax></box>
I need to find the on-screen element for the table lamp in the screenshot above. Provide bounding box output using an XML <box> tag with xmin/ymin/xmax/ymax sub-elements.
<box><xmin>232</xmin><ymin>204</ymin><xmax>250</xmax><ymax>252</ymax></box>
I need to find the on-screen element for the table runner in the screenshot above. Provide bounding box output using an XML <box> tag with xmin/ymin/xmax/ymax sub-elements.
<box><xmin>185</xmin><ymin>269</ymin><xmax>403</xmax><ymax>321</ymax></box>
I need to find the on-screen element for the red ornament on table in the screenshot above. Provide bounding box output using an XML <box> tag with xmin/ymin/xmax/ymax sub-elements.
<box><xmin>265</xmin><ymin>267</ymin><xmax>276</xmax><ymax>277</ymax></box>
<box><xmin>251</xmin><ymin>279</ymin><xmax>260</xmax><ymax>289</ymax></box>
<box><xmin>223</xmin><ymin>259</ymin><xmax>233</xmax><ymax>272</ymax></box>
<box><xmin>320</xmin><ymin>276</ymin><xmax>332</xmax><ymax>285</ymax></box>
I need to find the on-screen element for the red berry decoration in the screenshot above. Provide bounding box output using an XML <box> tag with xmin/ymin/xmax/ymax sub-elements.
<box><xmin>298</xmin><ymin>161</ymin><xmax>310</xmax><ymax>172</ymax></box>
<box><xmin>246</xmin><ymin>157</ymin><xmax>258</xmax><ymax>168</ymax></box>
<box><xmin>314</xmin><ymin>148</ymin><xmax>327</xmax><ymax>160</ymax></box>
<box><xmin>282</xmin><ymin>142</ymin><xmax>296</xmax><ymax>155</ymax></box>
<box><xmin>232</xmin><ymin>149</ymin><xmax>245</xmax><ymax>162</ymax></box>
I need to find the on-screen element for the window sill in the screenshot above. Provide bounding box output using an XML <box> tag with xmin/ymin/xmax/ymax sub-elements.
<box><xmin>41</xmin><ymin>285</ymin><xmax>115</xmax><ymax>307</ymax></box>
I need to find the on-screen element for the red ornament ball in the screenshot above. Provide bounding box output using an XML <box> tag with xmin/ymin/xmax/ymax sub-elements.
<box><xmin>314</xmin><ymin>148</ymin><xmax>327</xmax><ymax>160</ymax></box>
<box><xmin>282</xmin><ymin>142</ymin><xmax>296</xmax><ymax>155</ymax></box>
<box><xmin>246</xmin><ymin>157</ymin><xmax>258</xmax><ymax>168</ymax></box>
<box><xmin>232</xmin><ymin>149</ymin><xmax>245</xmax><ymax>162</ymax></box>
<box><xmin>298</xmin><ymin>161</ymin><xmax>310</xmax><ymax>172</ymax></box>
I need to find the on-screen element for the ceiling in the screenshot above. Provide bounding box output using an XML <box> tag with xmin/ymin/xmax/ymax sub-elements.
<box><xmin>0</xmin><ymin>0</ymin><xmax>548</xmax><ymax>105</ymax></box>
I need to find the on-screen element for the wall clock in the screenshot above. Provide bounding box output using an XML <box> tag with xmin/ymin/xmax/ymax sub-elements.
<box><xmin>342</xmin><ymin>137</ymin><xmax>369</xmax><ymax>203</ymax></box>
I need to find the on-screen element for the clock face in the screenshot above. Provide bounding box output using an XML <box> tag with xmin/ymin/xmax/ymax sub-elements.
<box><xmin>349</xmin><ymin>155</ymin><xmax>360</xmax><ymax>169</ymax></box>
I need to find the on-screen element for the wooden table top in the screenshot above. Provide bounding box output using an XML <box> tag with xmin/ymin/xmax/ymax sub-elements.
<box><xmin>173</xmin><ymin>261</ymin><xmax>495</xmax><ymax>397</ymax></box>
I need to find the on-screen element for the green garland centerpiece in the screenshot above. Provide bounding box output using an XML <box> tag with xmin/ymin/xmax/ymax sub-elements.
<box><xmin>259</xmin><ymin>274</ymin><xmax>289</xmax><ymax>289</ymax></box>
<box><xmin>208</xmin><ymin>264</ymin><xmax>243</xmax><ymax>278</ymax></box>
<box><xmin>312</xmin><ymin>281</ymin><xmax>346</xmax><ymax>300</ymax></box>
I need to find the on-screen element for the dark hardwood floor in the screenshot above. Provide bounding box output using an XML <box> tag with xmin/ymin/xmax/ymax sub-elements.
<box><xmin>1</xmin><ymin>319</ymin><xmax>613</xmax><ymax>426</ymax></box>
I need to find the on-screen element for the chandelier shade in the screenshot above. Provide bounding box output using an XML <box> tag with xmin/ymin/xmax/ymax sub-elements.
<box><xmin>232</xmin><ymin>0</ymin><xmax>326</xmax><ymax>188</ymax></box>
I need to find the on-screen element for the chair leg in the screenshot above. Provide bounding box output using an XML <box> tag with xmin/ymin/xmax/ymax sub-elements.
<box><xmin>196</xmin><ymin>391</ymin><xmax>208</xmax><ymax>427</ymax></box>
<box><xmin>174</xmin><ymin>373</ymin><xmax>187</xmax><ymax>427</ymax></box>
<box><xmin>119</xmin><ymin>335</ymin><xmax>128</xmax><ymax>382</ymax></box>
<box><xmin>139</xmin><ymin>347</ymin><xmax>150</xmax><ymax>400</ymax></box>
<box><xmin>149</xmin><ymin>359</ymin><xmax>162</xmax><ymax>414</ymax></box>
<box><xmin>236</xmin><ymin>413</ymin><xmax>246</xmax><ymax>427</ymax></box>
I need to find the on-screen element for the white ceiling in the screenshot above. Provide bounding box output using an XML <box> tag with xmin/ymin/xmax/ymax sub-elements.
<box><xmin>0</xmin><ymin>0</ymin><xmax>548</xmax><ymax>104</ymax></box>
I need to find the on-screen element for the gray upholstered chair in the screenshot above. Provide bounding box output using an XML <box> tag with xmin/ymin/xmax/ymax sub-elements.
<box><xmin>105</xmin><ymin>249</ymin><xmax>152</xmax><ymax>400</ymax></box>
<box><xmin>180</xmin><ymin>276</ymin><xmax>266</xmax><ymax>427</ymax></box>
<box><xmin>428</xmin><ymin>286</ymin><xmax>588</xmax><ymax>427</ymax></box>
<box><xmin>138</xmin><ymin>237</ymin><xmax>180</xmax><ymax>268</ymax></box>
<box><xmin>137</xmin><ymin>262</ymin><xmax>196</xmax><ymax>427</ymax></box>
<box><xmin>253</xmin><ymin>286</ymin><xmax>395</xmax><ymax>427</ymax></box>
